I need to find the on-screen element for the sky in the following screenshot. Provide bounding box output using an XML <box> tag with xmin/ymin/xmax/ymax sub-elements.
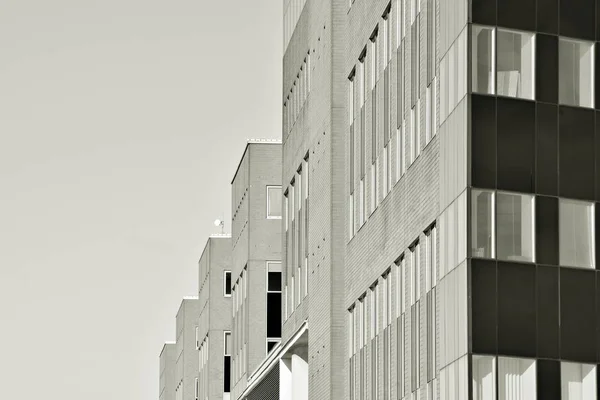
<box><xmin>0</xmin><ymin>1</ymin><xmax>281</xmax><ymax>399</ymax></box>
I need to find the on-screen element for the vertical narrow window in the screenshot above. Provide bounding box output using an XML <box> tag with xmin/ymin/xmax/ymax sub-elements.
<box><xmin>224</xmin><ymin>331</ymin><xmax>231</xmax><ymax>393</ymax></box>
<box><xmin>411</xmin><ymin>16</ymin><xmax>420</xmax><ymax>105</ymax></box>
<box><xmin>473</xmin><ymin>356</ymin><xmax>497</xmax><ymax>400</ymax></box>
<box><xmin>496</xmin><ymin>192</ymin><xmax>535</xmax><ymax>263</ymax></box>
<box><xmin>370</xmin><ymin>283</ymin><xmax>378</xmax><ymax>339</ymax></box>
<box><xmin>284</xmin><ymin>190</ymin><xmax>289</xmax><ymax>231</ymax></box>
<box><xmin>410</xmin><ymin>107</ymin><xmax>416</xmax><ymax>164</ymax></box>
<box><xmin>266</xmin><ymin>185</ymin><xmax>283</xmax><ymax>219</ymax></box>
<box><xmin>349</xmin><ymin>306</ymin><xmax>356</xmax><ymax>400</ymax></box>
<box><xmin>425</xmin><ymin>85</ymin><xmax>431</xmax><ymax>144</ymax></box>
<box><xmin>224</xmin><ymin>271</ymin><xmax>232</xmax><ymax>297</ymax></box>
<box><xmin>559</xmin><ymin>38</ymin><xmax>595</xmax><ymax>108</ymax></box>
<box><xmin>371</xmin><ymin>28</ymin><xmax>379</xmax><ymax>89</ymax></box>
<box><xmin>395</xmin><ymin>255</ymin><xmax>404</xmax><ymax>318</ymax></box>
<box><xmin>559</xmin><ymin>199</ymin><xmax>595</xmax><ymax>269</ymax></box>
<box><xmin>359</xmin><ymin>50</ymin><xmax>367</xmax><ymax>106</ymax></box>
<box><xmin>349</xmin><ymin>69</ymin><xmax>356</xmax><ymax>124</ymax></box>
<box><xmin>304</xmin><ymin>154</ymin><xmax>309</xmax><ymax>296</ymax></box>
<box><xmin>195</xmin><ymin>377</ymin><xmax>199</xmax><ymax>400</ymax></box>
<box><xmin>496</xmin><ymin>29</ymin><xmax>535</xmax><ymax>100</ymax></box>
<box><xmin>471</xmin><ymin>189</ymin><xmax>496</xmax><ymax>259</ymax></box>
<box><xmin>296</xmin><ymin>166</ymin><xmax>303</xmax><ymax>299</ymax></box>
<box><xmin>561</xmin><ymin>362</ymin><xmax>597</xmax><ymax>400</ymax></box>
<box><xmin>195</xmin><ymin>326</ymin><xmax>199</xmax><ymax>349</ymax></box>
<box><xmin>472</xmin><ymin>25</ymin><xmax>496</xmax><ymax>95</ymax></box>
<box><xmin>267</xmin><ymin>261</ymin><xmax>282</xmax><ymax>353</ymax></box>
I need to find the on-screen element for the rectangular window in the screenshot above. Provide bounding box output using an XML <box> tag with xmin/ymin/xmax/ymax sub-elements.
<box><xmin>498</xmin><ymin>357</ymin><xmax>536</xmax><ymax>400</ymax></box>
<box><xmin>496</xmin><ymin>192</ymin><xmax>535</xmax><ymax>263</ymax></box>
<box><xmin>224</xmin><ymin>271</ymin><xmax>232</xmax><ymax>297</ymax></box>
<box><xmin>267</xmin><ymin>339</ymin><xmax>280</xmax><ymax>354</ymax></box>
<box><xmin>411</xmin><ymin>301</ymin><xmax>420</xmax><ymax>391</ymax></box>
<box><xmin>410</xmin><ymin>107</ymin><xmax>416</xmax><ymax>164</ymax></box>
<box><xmin>395</xmin><ymin>256</ymin><xmax>404</xmax><ymax>317</ymax></box>
<box><xmin>267</xmin><ymin>279</ymin><xmax>282</xmax><ymax>340</ymax></box>
<box><xmin>224</xmin><ymin>331</ymin><xmax>231</xmax><ymax>393</ymax></box>
<box><xmin>561</xmin><ymin>362</ymin><xmax>597</xmax><ymax>400</ymax></box>
<box><xmin>349</xmin><ymin>71</ymin><xmax>356</xmax><ymax>124</ymax></box>
<box><xmin>473</xmin><ymin>356</ymin><xmax>497</xmax><ymax>400</ymax></box>
<box><xmin>359</xmin><ymin>50</ymin><xmax>367</xmax><ymax>106</ymax></box>
<box><xmin>359</xmin><ymin>296</ymin><xmax>365</xmax><ymax>348</ymax></box>
<box><xmin>425</xmin><ymin>226</ymin><xmax>436</xmax><ymax>292</ymax></box>
<box><xmin>559</xmin><ymin>199</ymin><xmax>595</xmax><ymax>269</ymax></box>
<box><xmin>426</xmin><ymin>289</ymin><xmax>435</xmax><ymax>382</ymax></box>
<box><xmin>195</xmin><ymin>377</ymin><xmax>199</xmax><ymax>400</ymax></box>
<box><xmin>267</xmin><ymin>185</ymin><xmax>282</xmax><ymax>219</ymax></box>
<box><xmin>395</xmin><ymin>127</ymin><xmax>402</xmax><ymax>182</ymax></box>
<box><xmin>472</xmin><ymin>25</ymin><xmax>496</xmax><ymax>95</ymax></box>
<box><xmin>411</xmin><ymin>18</ymin><xmax>420</xmax><ymax>105</ymax></box>
<box><xmin>370</xmin><ymin>283</ymin><xmax>378</xmax><ymax>338</ymax></box>
<box><xmin>497</xmin><ymin>29</ymin><xmax>535</xmax><ymax>100</ymax></box>
<box><xmin>559</xmin><ymin>38</ymin><xmax>595</xmax><ymax>108</ymax></box>
<box><xmin>371</xmin><ymin>29</ymin><xmax>379</xmax><ymax>88</ymax></box>
<box><xmin>195</xmin><ymin>326</ymin><xmax>199</xmax><ymax>349</ymax></box>
<box><xmin>471</xmin><ymin>189</ymin><xmax>495</xmax><ymax>258</ymax></box>
<box><xmin>425</xmin><ymin>85</ymin><xmax>431</xmax><ymax>144</ymax></box>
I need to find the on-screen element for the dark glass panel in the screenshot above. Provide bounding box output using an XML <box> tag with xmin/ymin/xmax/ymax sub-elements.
<box><xmin>537</xmin><ymin>265</ymin><xmax>560</xmax><ymax>358</ymax></box>
<box><xmin>537</xmin><ymin>0</ymin><xmax>558</xmax><ymax>34</ymax></box>
<box><xmin>496</xmin><ymin>98</ymin><xmax>535</xmax><ymax>193</ymax></box>
<box><xmin>560</xmin><ymin>268</ymin><xmax>597</xmax><ymax>362</ymax></box>
<box><xmin>497</xmin><ymin>262</ymin><xmax>536</xmax><ymax>356</ymax></box>
<box><xmin>537</xmin><ymin>359</ymin><xmax>560</xmax><ymax>400</ymax></box>
<box><xmin>471</xmin><ymin>94</ymin><xmax>497</xmax><ymax>189</ymax></box>
<box><xmin>536</xmin><ymin>35</ymin><xmax>558</xmax><ymax>104</ymax></box>
<box><xmin>268</xmin><ymin>271</ymin><xmax>282</xmax><ymax>292</ymax></box>
<box><xmin>225</xmin><ymin>272</ymin><xmax>232</xmax><ymax>295</ymax></box>
<box><xmin>560</xmin><ymin>0</ymin><xmax>596</xmax><ymax>40</ymax></box>
<box><xmin>471</xmin><ymin>259</ymin><xmax>497</xmax><ymax>354</ymax></box>
<box><xmin>559</xmin><ymin>106</ymin><xmax>595</xmax><ymax>200</ymax></box>
<box><xmin>472</xmin><ymin>0</ymin><xmax>496</xmax><ymax>25</ymax></box>
<box><xmin>536</xmin><ymin>197</ymin><xmax>559</xmax><ymax>266</ymax></box>
<box><xmin>536</xmin><ymin>103</ymin><xmax>558</xmax><ymax>196</ymax></box>
<box><xmin>224</xmin><ymin>355</ymin><xmax>231</xmax><ymax>392</ymax></box>
<box><xmin>267</xmin><ymin>292</ymin><xmax>282</xmax><ymax>338</ymax></box>
<box><xmin>498</xmin><ymin>0</ymin><xmax>535</xmax><ymax>31</ymax></box>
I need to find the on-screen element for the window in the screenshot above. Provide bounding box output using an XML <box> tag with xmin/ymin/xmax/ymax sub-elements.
<box><xmin>425</xmin><ymin>86</ymin><xmax>432</xmax><ymax>144</ymax></box>
<box><xmin>410</xmin><ymin>107</ymin><xmax>416</xmax><ymax>164</ymax></box>
<box><xmin>371</xmin><ymin>29</ymin><xmax>379</xmax><ymax>89</ymax></box>
<box><xmin>267</xmin><ymin>262</ymin><xmax>282</xmax><ymax>344</ymax></box>
<box><xmin>384</xmin><ymin>5</ymin><xmax>392</xmax><ymax>64</ymax></box>
<box><xmin>267</xmin><ymin>186</ymin><xmax>282</xmax><ymax>218</ymax></box>
<box><xmin>496</xmin><ymin>192</ymin><xmax>535</xmax><ymax>263</ymax></box>
<box><xmin>267</xmin><ymin>339</ymin><xmax>280</xmax><ymax>353</ymax></box>
<box><xmin>473</xmin><ymin>356</ymin><xmax>496</xmax><ymax>400</ymax></box>
<box><xmin>498</xmin><ymin>357</ymin><xmax>536</xmax><ymax>400</ymax></box>
<box><xmin>410</xmin><ymin>241</ymin><xmax>420</xmax><ymax>303</ymax></box>
<box><xmin>496</xmin><ymin>29</ymin><xmax>535</xmax><ymax>100</ymax></box>
<box><xmin>561</xmin><ymin>362</ymin><xmax>597</xmax><ymax>400</ymax></box>
<box><xmin>395</xmin><ymin>256</ymin><xmax>404</xmax><ymax>317</ymax></box>
<box><xmin>559</xmin><ymin>199</ymin><xmax>595</xmax><ymax>269</ymax></box>
<box><xmin>471</xmin><ymin>189</ymin><xmax>495</xmax><ymax>258</ymax></box>
<box><xmin>359</xmin><ymin>50</ymin><xmax>367</xmax><ymax>106</ymax></box>
<box><xmin>559</xmin><ymin>38</ymin><xmax>595</xmax><ymax>108</ymax></box>
<box><xmin>224</xmin><ymin>331</ymin><xmax>231</xmax><ymax>393</ymax></box>
<box><xmin>195</xmin><ymin>326</ymin><xmax>199</xmax><ymax>349</ymax></box>
<box><xmin>425</xmin><ymin>225</ymin><xmax>436</xmax><ymax>291</ymax></box>
<box><xmin>472</xmin><ymin>25</ymin><xmax>495</xmax><ymax>95</ymax></box>
<box><xmin>370</xmin><ymin>283</ymin><xmax>378</xmax><ymax>338</ymax></box>
<box><xmin>195</xmin><ymin>377</ymin><xmax>199</xmax><ymax>400</ymax></box>
<box><xmin>349</xmin><ymin>71</ymin><xmax>356</xmax><ymax>124</ymax></box>
<box><xmin>224</xmin><ymin>271</ymin><xmax>232</xmax><ymax>297</ymax></box>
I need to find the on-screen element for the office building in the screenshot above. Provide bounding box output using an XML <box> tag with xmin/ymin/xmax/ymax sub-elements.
<box><xmin>196</xmin><ymin>234</ymin><xmax>233</xmax><ymax>400</ymax></box>
<box><xmin>175</xmin><ymin>297</ymin><xmax>200</xmax><ymax>400</ymax></box>
<box><xmin>345</xmin><ymin>0</ymin><xmax>600</xmax><ymax>400</ymax></box>
<box><xmin>160</xmin><ymin>342</ymin><xmax>176</xmax><ymax>400</ymax></box>
<box><xmin>229</xmin><ymin>140</ymin><xmax>283</xmax><ymax>400</ymax></box>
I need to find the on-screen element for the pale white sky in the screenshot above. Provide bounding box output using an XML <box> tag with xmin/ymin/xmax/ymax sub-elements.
<box><xmin>0</xmin><ymin>1</ymin><xmax>281</xmax><ymax>399</ymax></box>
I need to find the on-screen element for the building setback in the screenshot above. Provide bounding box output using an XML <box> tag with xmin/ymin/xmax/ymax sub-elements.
<box><xmin>196</xmin><ymin>234</ymin><xmax>233</xmax><ymax>400</ymax></box>
<box><xmin>230</xmin><ymin>140</ymin><xmax>282</xmax><ymax>400</ymax></box>
<box><xmin>175</xmin><ymin>297</ymin><xmax>200</xmax><ymax>400</ymax></box>
<box><xmin>159</xmin><ymin>343</ymin><xmax>176</xmax><ymax>400</ymax></box>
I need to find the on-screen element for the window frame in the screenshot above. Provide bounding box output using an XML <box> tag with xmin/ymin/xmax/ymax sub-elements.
<box><xmin>266</xmin><ymin>185</ymin><xmax>283</xmax><ymax>219</ymax></box>
<box><xmin>224</xmin><ymin>271</ymin><xmax>232</xmax><ymax>297</ymax></box>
